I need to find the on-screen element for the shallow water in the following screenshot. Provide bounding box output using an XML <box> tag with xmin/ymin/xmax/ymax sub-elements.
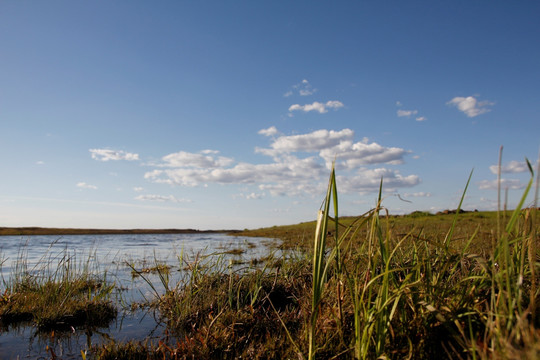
<box><xmin>0</xmin><ymin>233</ymin><xmax>276</xmax><ymax>359</ymax></box>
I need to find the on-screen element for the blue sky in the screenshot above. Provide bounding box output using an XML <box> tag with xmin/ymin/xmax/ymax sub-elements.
<box><xmin>1</xmin><ymin>1</ymin><xmax>539</xmax><ymax>230</ymax></box>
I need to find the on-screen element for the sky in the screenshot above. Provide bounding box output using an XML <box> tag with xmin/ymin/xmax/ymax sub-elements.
<box><xmin>1</xmin><ymin>1</ymin><xmax>539</xmax><ymax>230</ymax></box>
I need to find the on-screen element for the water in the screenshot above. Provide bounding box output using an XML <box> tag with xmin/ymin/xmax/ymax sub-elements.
<box><xmin>0</xmin><ymin>233</ymin><xmax>277</xmax><ymax>359</ymax></box>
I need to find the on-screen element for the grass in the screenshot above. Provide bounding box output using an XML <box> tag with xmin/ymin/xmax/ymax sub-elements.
<box><xmin>154</xmin><ymin>255</ymin><xmax>309</xmax><ymax>358</ymax></box>
<box><xmin>241</xmin><ymin>210</ymin><xmax>505</xmax><ymax>254</ymax></box>
<box><xmin>131</xmin><ymin>263</ymin><xmax>172</xmax><ymax>278</ymax></box>
<box><xmin>0</xmin><ymin>249</ymin><xmax>117</xmax><ymax>332</ymax></box>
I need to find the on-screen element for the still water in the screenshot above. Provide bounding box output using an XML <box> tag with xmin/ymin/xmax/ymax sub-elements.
<box><xmin>0</xmin><ymin>233</ymin><xmax>276</xmax><ymax>359</ymax></box>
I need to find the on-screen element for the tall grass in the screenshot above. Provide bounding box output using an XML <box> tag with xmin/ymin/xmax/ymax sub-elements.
<box><xmin>0</xmin><ymin>245</ymin><xmax>116</xmax><ymax>331</ymax></box>
<box><xmin>306</xmin><ymin>161</ymin><xmax>539</xmax><ymax>359</ymax></box>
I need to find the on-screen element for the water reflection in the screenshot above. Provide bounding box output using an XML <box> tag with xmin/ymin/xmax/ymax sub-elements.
<box><xmin>0</xmin><ymin>233</ymin><xmax>276</xmax><ymax>359</ymax></box>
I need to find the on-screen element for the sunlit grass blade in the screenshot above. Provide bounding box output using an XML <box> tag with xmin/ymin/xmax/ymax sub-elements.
<box><xmin>444</xmin><ymin>169</ymin><xmax>473</xmax><ymax>250</ymax></box>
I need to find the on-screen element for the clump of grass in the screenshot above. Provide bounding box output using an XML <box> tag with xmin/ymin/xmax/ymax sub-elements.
<box><xmin>406</xmin><ymin>210</ymin><xmax>434</xmax><ymax>218</ymax></box>
<box><xmin>150</xmin><ymin>253</ymin><xmax>311</xmax><ymax>359</ymax></box>
<box><xmin>222</xmin><ymin>248</ymin><xmax>245</xmax><ymax>255</ymax></box>
<box><xmin>0</xmin><ymin>249</ymin><xmax>116</xmax><ymax>331</ymax></box>
<box><xmin>93</xmin><ymin>340</ymin><xmax>155</xmax><ymax>360</ymax></box>
<box><xmin>130</xmin><ymin>263</ymin><xmax>171</xmax><ymax>278</ymax></box>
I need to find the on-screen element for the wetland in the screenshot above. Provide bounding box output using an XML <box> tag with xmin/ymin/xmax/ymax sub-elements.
<box><xmin>0</xmin><ymin>208</ymin><xmax>538</xmax><ymax>359</ymax></box>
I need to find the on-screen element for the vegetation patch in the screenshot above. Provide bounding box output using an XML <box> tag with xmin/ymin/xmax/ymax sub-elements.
<box><xmin>131</xmin><ymin>263</ymin><xmax>172</xmax><ymax>278</ymax></box>
<box><xmin>222</xmin><ymin>247</ymin><xmax>245</xmax><ymax>255</ymax></box>
<box><xmin>1</xmin><ymin>279</ymin><xmax>116</xmax><ymax>331</ymax></box>
<box><xmin>0</xmin><ymin>253</ymin><xmax>116</xmax><ymax>332</ymax></box>
<box><xmin>153</xmin><ymin>257</ymin><xmax>310</xmax><ymax>359</ymax></box>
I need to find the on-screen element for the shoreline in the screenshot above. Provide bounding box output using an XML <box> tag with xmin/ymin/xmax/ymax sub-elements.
<box><xmin>0</xmin><ymin>227</ymin><xmax>241</xmax><ymax>236</ymax></box>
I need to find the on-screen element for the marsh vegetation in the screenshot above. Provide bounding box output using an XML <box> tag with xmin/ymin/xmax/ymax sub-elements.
<box><xmin>1</xmin><ymin>167</ymin><xmax>538</xmax><ymax>359</ymax></box>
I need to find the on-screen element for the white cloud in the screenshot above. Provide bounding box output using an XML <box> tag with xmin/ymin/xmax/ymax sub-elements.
<box><xmin>447</xmin><ymin>96</ymin><xmax>494</xmax><ymax>117</ymax></box>
<box><xmin>259</xmin><ymin>129</ymin><xmax>354</xmax><ymax>154</ymax></box>
<box><xmin>258</xmin><ymin>126</ymin><xmax>279</xmax><ymax>137</ymax></box>
<box><xmin>289</xmin><ymin>102</ymin><xmax>324</xmax><ymax>113</ymax></box>
<box><xmin>146</xmin><ymin>156</ymin><xmax>324</xmax><ymax>188</ymax></box>
<box><xmin>259</xmin><ymin>182</ymin><xmax>322</xmax><ymax>197</ymax></box>
<box><xmin>317</xmin><ymin>134</ymin><xmax>409</xmax><ymax>169</ymax></box>
<box><xmin>285</xmin><ymin>79</ymin><xmax>316</xmax><ymax>97</ymax></box>
<box><xmin>90</xmin><ymin>149</ymin><xmax>140</xmax><ymax>161</ymax></box>
<box><xmin>325</xmin><ymin>100</ymin><xmax>344</xmax><ymax>109</ymax></box>
<box><xmin>337</xmin><ymin>168</ymin><xmax>421</xmax><ymax>194</ymax></box>
<box><xmin>397</xmin><ymin>109</ymin><xmax>418</xmax><ymax>118</ymax></box>
<box><xmin>396</xmin><ymin>102</ymin><xmax>426</xmax><ymax>121</ymax></box>
<box><xmin>201</xmin><ymin>149</ymin><xmax>219</xmax><ymax>155</ymax></box>
<box><xmin>299</xmin><ymin>89</ymin><xmax>315</xmax><ymax>96</ymax></box>
<box><xmin>160</xmin><ymin>151</ymin><xmax>234</xmax><ymax>168</ymax></box>
<box><xmin>298</xmin><ymin>79</ymin><xmax>315</xmax><ymax>96</ymax></box>
<box><xmin>237</xmin><ymin>192</ymin><xmax>265</xmax><ymax>200</ymax></box>
<box><xmin>402</xmin><ymin>192</ymin><xmax>432</xmax><ymax>197</ymax></box>
<box><xmin>288</xmin><ymin>100</ymin><xmax>344</xmax><ymax>114</ymax></box>
<box><xmin>135</xmin><ymin>194</ymin><xmax>192</xmax><ymax>203</ymax></box>
<box><xmin>77</xmin><ymin>182</ymin><xmax>97</xmax><ymax>190</ymax></box>
<box><xmin>36</xmin><ymin>161</ymin><xmax>45</xmax><ymax>165</ymax></box>
<box><xmin>133</xmin><ymin>187</ymin><xmax>144</xmax><ymax>192</ymax></box>
<box><xmin>144</xmin><ymin>128</ymin><xmax>419</xmax><ymax>198</ymax></box>
<box><xmin>489</xmin><ymin>160</ymin><xmax>529</xmax><ymax>174</ymax></box>
<box><xmin>478</xmin><ymin>178</ymin><xmax>525</xmax><ymax>190</ymax></box>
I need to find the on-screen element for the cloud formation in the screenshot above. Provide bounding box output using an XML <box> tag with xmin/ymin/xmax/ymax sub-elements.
<box><xmin>319</xmin><ymin>138</ymin><xmax>408</xmax><ymax>169</ymax></box>
<box><xmin>160</xmin><ymin>150</ymin><xmax>233</xmax><ymax>168</ymax></box>
<box><xmin>90</xmin><ymin>149</ymin><xmax>140</xmax><ymax>161</ymax></box>
<box><xmin>447</xmin><ymin>96</ymin><xmax>494</xmax><ymax>117</ymax></box>
<box><xmin>397</xmin><ymin>109</ymin><xmax>418</xmax><ymax>118</ymax></box>
<box><xmin>396</xmin><ymin>101</ymin><xmax>426</xmax><ymax>121</ymax></box>
<box><xmin>289</xmin><ymin>100</ymin><xmax>344</xmax><ymax>114</ymax></box>
<box><xmin>402</xmin><ymin>192</ymin><xmax>432</xmax><ymax>197</ymax></box>
<box><xmin>338</xmin><ymin>168</ymin><xmax>420</xmax><ymax>194</ymax></box>
<box><xmin>258</xmin><ymin>126</ymin><xmax>279</xmax><ymax>137</ymax></box>
<box><xmin>77</xmin><ymin>182</ymin><xmax>97</xmax><ymax>190</ymax></box>
<box><xmin>395</xmin><ymin>101</ymin><xmax>426</xmax><ymax>121</ymax></box>
<box><xmin>236</xmin><ymin>192</ymin><xmax>266</xmax><ymax>200</ymax></box>
<box><xmin>135</xmin><ymin>194</ymin><xmax>192</xmax><ymax>203</ymax></box>
<box><xmin>144</xmin><ymin>128</ymin><xmax>418</xmax><ymax>198</ymax></box>
<box><xmin>478</xmin><ymin>178</ymin><xmax>525</xmax><ymax>190</ymax></box>
<box><xmin>259</xmin><ymin>129</ymin><xmax>354</xmax><ymax>154</ymax></box>
<box><xmin>489</xmin><ymin>160</ymin><xmax>529</xmax><ymax>174</ymax></box>
<box><xmin>284</xmin><ymin>79</ymin><xmax>316</xmax><ymax>97</ymax></box>
<box><xmin>145</xmin><ymin>156</ymin><xmax>323</xmax><ymax>187</ymax></box>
